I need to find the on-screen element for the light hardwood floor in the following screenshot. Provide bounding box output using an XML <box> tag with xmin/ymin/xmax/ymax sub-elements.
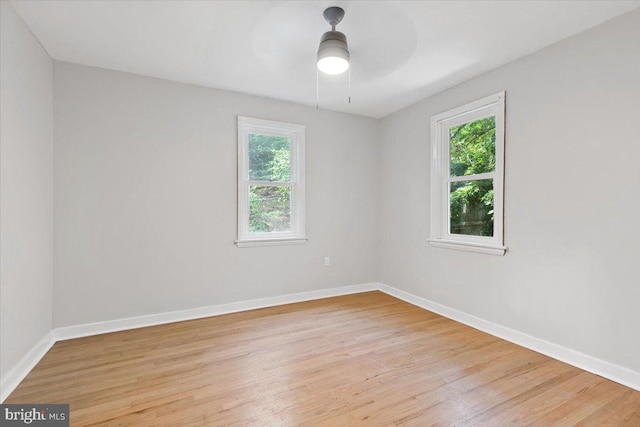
<box><xmin>6</xmin><ymin>291</ymin><xmax>640</xmax><ymax>426</ymax></box>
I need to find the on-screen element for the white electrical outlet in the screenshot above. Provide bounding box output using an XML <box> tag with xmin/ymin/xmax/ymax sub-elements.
<box><xmin>324</xmin><ymin>257</ymin><xmax>330</xmax><ymax>267</ymax></box>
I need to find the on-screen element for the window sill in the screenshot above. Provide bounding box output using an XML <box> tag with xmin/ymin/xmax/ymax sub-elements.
<box><xmin>235</xmin><ymin>237</ymin><xmax>308</xmax><ymax>248</ymax></box>
<box><xmin>428</xmin><ymin>239</ymin><xmax>507</xmax><ymax>256</ymax></box>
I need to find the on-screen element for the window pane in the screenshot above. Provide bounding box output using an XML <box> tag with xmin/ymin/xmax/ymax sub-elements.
<box><xmin>450</xmin><ymin>179</ymin><xmax>494</xmax><ymax>236</ymax></box>
<box><xmin>249</xmin><ymin>134</ymin><xmax>290</xmax><ymax>182</ymax></box>
<box><xmin>249</xmin><ymin>186</ymin><xmax>291</xmax><ymax>233</ymax></box>
<box><xmin>449</xmin><ymin>116</ymin><xmax>496</xmax><ymax>177</ymax></box>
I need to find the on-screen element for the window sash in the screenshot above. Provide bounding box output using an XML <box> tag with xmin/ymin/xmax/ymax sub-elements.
<box><xmin>442</xmin><ymin>114</ymin><xmax>498</xmax><ymax>242</ymax></box>
<box><xmin>248</xmin><ymin>181</ymin><xmax>292</xmax><ymax>187</ymax></box>
<box><xmin>447</xmin><ymin>172</ymin><xmax>494</xmax><ymax>183</ymax></box>
<box><xmin>246</xmin><ymin>131</ymin><xmax>295</xmax><ymax>183</ymax></box>
<box><xmin>245</xmin><ymin>182</ymin><xmax>295</xmax><ymax>238</ymax></box>
<box><xmin>444</xmin><ymin>177</ymin><xmax>495</xmax><ymax>244</ymax></box>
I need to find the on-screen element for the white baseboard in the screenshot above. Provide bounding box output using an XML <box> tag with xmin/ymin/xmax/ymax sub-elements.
<box><xmin>55</xmin><ymin>283</ymin><xmax>378</xmax><ymax>341</ymax></box>
<box><xmin>1</xmin><ymin>331</ymin><xmax>56</xmax><ymax>403</ymax></box>
<box><xmin>1</xmin><ymin>283</ymin><xmax>377</xmax><ymax>402</ymax></box>
<box><xmin>377</xmin><ymin>283</ymin><xmax>640</xmax><ymax>392</ymax></box>
<box><xmin>3</xmin><ymin>281</ymin><xmax>638</xmax><ymax>403</ymax></box>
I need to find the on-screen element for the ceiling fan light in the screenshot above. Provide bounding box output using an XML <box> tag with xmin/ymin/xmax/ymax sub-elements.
<box><xmin>317</xmin><ymin>30</ymin><xmax>350</xmax><ymax>75</ymax></box>
<box><xmin>317</xmin><ymin>55</ymin><xmax>349</xmax><ymax>75</ymax></box>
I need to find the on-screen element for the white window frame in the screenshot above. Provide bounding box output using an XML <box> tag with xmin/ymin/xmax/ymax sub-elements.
<box><xmin>236</xmin><ymin>116</ymin><xmax>307</xmax><ymax>248</ymax></box>
<box><xmin>428</xmin><ymin>92</ymin><xmax>507</xmax><ymax>256</ymax></box>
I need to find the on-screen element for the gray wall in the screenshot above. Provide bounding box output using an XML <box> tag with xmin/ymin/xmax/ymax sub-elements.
<box><xmin>0</xmin><ymin>2</ymin><xmax>53</xmax><ymax>380</ymax></box>
<box><xmin>378</xmin><ymin>9</ymin><xmax>640</xmax><ymax>373</ymax></box>
<box><xmin>53</xmin><ymin>62</ymin><xmax>379</xmax><ymax>327</ymax></box>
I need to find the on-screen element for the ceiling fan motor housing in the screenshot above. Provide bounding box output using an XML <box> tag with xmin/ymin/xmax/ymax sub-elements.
<box><xmin>317</xmin><ymin>31</ymin><xmax>350</xmax><ymax>63</ymax></box>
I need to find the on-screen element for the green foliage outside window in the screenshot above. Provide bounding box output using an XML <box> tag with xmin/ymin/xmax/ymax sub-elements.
<box><xmin>248</xmin><ymin>134</ymin><xmax>291</xmax><ymax>233</ymax></box>
<box><xmin>449</xmin><ymin>117</ymin><xmax>496</xmax><ymax>236</ymax></box>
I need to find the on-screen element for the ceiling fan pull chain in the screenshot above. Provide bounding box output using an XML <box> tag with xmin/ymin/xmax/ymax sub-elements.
<box><xmin>348</xmin><ymin>66</ymin><xmax>351</xmax><ymax>104</ymax></box>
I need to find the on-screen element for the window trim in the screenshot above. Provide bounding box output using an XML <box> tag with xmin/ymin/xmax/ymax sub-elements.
<box><xmin>428</xmin><ymin>92</ymin><xmax>507</xmax><ymax>256</ymax></box>
<box><xmin>236</xmin><ymin>116</ymin><xmax>307</xmax><ymax>248</ymax></box>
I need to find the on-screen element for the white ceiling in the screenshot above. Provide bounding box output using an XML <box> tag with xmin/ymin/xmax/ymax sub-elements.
<box><xmin>10</xmin><ymin>0</ymin><xmax>640</xmax><ymax>118</ymax></box>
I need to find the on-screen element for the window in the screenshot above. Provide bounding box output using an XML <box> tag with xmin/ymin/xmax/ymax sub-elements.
<box><xmin>428</xmin><ymin>92</ymin><xmax>506</xmax><ymax>255</ymax></box>
<box><xmin>236</xmin><ymin>116</ymin><xmax>306</xmax><ymax>247</ymax></box>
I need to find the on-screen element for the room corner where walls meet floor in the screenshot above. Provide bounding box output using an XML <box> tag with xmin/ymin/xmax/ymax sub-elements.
<box><xmin>2</xmin><ymin>282</ymin><xmax>639</xmax><ymax>402</ymax></box>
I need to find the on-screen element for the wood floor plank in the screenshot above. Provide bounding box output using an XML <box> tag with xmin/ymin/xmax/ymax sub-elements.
<box><xmin>5</xmin><ymin>291</ymin><xmax>639</xmax><ymax>426</ymax></box>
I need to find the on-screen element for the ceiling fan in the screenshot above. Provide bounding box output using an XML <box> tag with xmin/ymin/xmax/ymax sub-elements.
<box><xmin>315</xmin><ymin>6</ymin><xmax>351</xmax><ymax>107</ymax></box>
<box><xmin>317</xmin><ymin>6</ymin><xmax>350</xmax><ymax>75</ymax></box>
